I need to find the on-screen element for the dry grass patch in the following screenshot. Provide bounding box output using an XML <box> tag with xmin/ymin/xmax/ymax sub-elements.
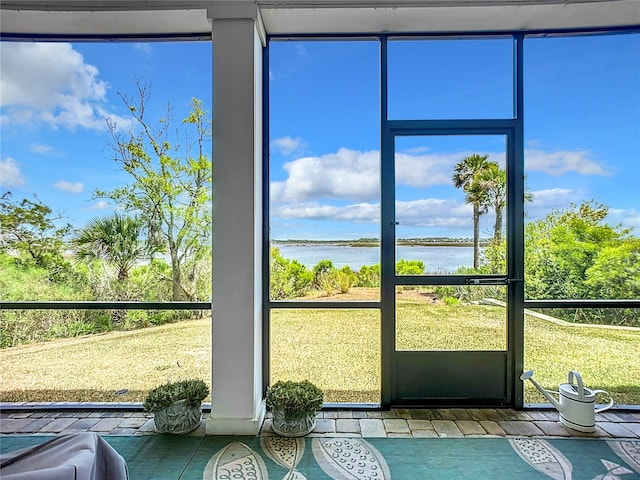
<box><xmin>523</xmin><ymin>314</ymin><xmax>640</xmax><ymax>405</ymax></box>
<box><xmin>0</xmin><ymin>319</ymin><xmax>212</xmax><ymax>402</ymax></box>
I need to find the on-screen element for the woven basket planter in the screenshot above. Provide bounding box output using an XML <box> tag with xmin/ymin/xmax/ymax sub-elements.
<box><xmin>271</xmin><ymin>409</ymin><xmax>316</xmax><ymax>437</ymax></box>
<box><xmin>152</xmin><ymin>399</ymin><xmax>202</xmax><ymax>434</ymax></box>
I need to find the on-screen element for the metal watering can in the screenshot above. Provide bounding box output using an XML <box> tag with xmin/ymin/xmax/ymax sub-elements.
<box><xmin>520</xmin><ymin>370</ymin><xmax>614</xmax><ymax>432</ymax></box>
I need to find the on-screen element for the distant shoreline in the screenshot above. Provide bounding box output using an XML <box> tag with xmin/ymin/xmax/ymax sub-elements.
<box><xmin>272</xmin><ymin>239</ymin><xmax>489</xmax><ymax>248</ymax></box>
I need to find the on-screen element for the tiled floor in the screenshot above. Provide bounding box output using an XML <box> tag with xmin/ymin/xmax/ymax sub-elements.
<box><xmin>2</xmin><ymin>407</ymin><xmax>639</xmax><ymax>439</ymax></box>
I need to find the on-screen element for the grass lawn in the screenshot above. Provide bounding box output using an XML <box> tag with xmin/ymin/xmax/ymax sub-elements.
<box><xmin>524</xmin><ymin>313</ymin><xmax>640</xmax><ymax>405</ymax></box>
<box><xmin>1</xmin><ymin>302</ymin><xmax>638</xmax><ymax>405</ymax></box>
<box><xmin>270</xmin><ymin>309</ymin><xmax>380</xmax><ymax>403</ymax></box>
<box><xmin>0</xmin><ymin>319</ymin><xmax>212</xmax><ymax>403</ymax></box>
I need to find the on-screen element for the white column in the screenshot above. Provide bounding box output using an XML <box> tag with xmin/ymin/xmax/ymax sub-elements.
<box><xmin>207</xmin><ymin>3</ymin><xmax>265</xmax><ymax>435</ymax></box>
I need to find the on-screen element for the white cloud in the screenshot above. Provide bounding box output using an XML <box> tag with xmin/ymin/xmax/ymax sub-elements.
<box><xmin>525</xmin><ymin>148</ymin><xmax>610</xmax><ymax>176</ymax></box>
<box><xmin>608</xmin><ymin>208</ymin><xmax>640</xmax><ymax>231</ymax></box>
<box><xmin>401</xmin><ymin>146</ymin><xmax>431</xmax><ymax>155</ymax></box>
<box><xmin>89</xmin><ymin>200</ymin><xmax>110</xmax><ymax>210</ymax></box>
<box><xmin>395</xmin><ymin>152</ymin><xmax>468</xmax><ymax>188</ymax></box>
<box><xmin>0</xmin><ymin>42</ymin><xmax>130</xmax><ymax>130</ymax></box>
<box><xmin>30</xmin><ymin>144</ymin><xmax>56</xmax><ymax>155</ymax></box>
<box><xmin>272</xmin><ymin>136</ymin><xmax>307</xmax><ymax>156</ymax></box>
<box><xmin>528</xmin><ymin>188</ymin><xmax>575</xmax><ymax>209</ymax></box>
<box><xmin>273</xmin><ymin>202</ymin><xmax>379</xmax><ymax>223</ymax></box>
<box><xmin>271</xmin><ymin>148</ymin><xmax>380</xmax><ymax>203</ymax></box>
<box><xmin>270</xmin><ymin>145</ymin><xmax>614</xmax><ymax>229</ymax></box>
<box><xmin>525</xmin><ymin>139</ymin><xmax>544</xmax><ymax>148</ymax></box>
<box><xmin>524</xmin><ymin>188</ymin><xmax>588</xmax><ymax>222</ymax></box>
<box><xmin>0</xmin><ymin>157</ymin><xmax>26</xmax><ymax>187</ymax></box>
<box><xmin>272</xmin><ymin>198</ymin><xmax>474</xmax><ymax>230</ymax></box>
<box><xmin>54</xmin><ymin>180</ymin><xmax>84</xmax><ymax>193</ymax></box>
<box><xmin>134</xmin><ymin>43</ymin><xmax>153</xmax><ymax>57</ymax></box>
<box><xmin>271</xmin><ymin>147</ymin><xmax>516</xmax><ymax>205</ymax></box>
<box><xmin>271</xmin><ymin>147</ymin><xmax>510</xmax><ymax>204</ymax></box>
<box><xmin>396</xmin><ymin>199</ymin><xmax>471</xmax><ymax>228</ymax></box>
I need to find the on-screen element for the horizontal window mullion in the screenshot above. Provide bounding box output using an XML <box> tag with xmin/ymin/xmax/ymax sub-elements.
<box><xmin>267</xmin><ymin>301</ymin><xmax>381</xmax><ymax>310</ymax></box>
<box><xmin>0</xmin><ymin>301</ymin><xmax>211</xmax><ymax>310</ymax></box>
<box><xmin>524</xmin><ymin>299</ymin><xmax>640</xmax><ymax>309</ymax></box>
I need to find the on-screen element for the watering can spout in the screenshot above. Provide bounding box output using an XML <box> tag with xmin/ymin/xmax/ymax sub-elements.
<box><xmin>520</xmin><ymin>370</ymin><xmax>562</xmax><ymax>410</ymax></box>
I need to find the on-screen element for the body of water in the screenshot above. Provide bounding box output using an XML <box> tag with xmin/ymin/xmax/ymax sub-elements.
<box><xmin>276</xmin><ymin>243</ymin><xmax>474</xmax><ymax>274</ymax></box>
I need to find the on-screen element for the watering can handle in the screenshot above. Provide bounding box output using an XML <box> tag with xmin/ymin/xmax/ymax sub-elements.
<box><xmin>592</xmin><ymin>390</ymin><xmax>615</xmax><ymax>413</ymax></box>
<box><xmin>568</xmin><ymin>371</ymin><xmax>585</xmax><ymax>400</ymax></box>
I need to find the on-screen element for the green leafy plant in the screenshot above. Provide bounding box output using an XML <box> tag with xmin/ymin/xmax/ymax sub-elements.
<box><xmin>336</xmin><ymin>266</ymin><xmax>357</xmax><ymax>294</ymax></box>
<box><xmin>355</xmin><ymin>264</ymin><xmax>380</xmax><ymax>287</ymax></box>
<box><xmin>143</xmin><ymin>379</ymin><xmax>209</xmax><ymax>413</ymax></box>
<box><xmin>312</xmin><ymin>259</ymin><xmax>334</xmax><ymax>284</ymax></box>
<box><xmin>396</xmin><ymin>259</ymin><xmax>425</xmax><ymax>275</ymax></box>
<box><xmin>266</xmin><ymin>380</ymin><xmax>323</xmax><ymax>420</ymax></box>
<box><xmin>270</xmin><ymin>248</ymin><xmax>313</xmax><ymax>300</ymax></box>
<box><xmin>317</xmin><ymin>271</ymin><xmax>336</xmax><ymax>296</ymax></box>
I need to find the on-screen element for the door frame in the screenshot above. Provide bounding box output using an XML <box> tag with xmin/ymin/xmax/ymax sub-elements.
<box><xmin>380</xmin><ymin>120</ymin><xmax>525</xmax><ymax>407</ymax></box>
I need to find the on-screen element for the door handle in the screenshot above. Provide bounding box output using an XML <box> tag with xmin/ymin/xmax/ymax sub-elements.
<box><xmin>465</xmin><ymin>277</ymin><xmax>508</xmax><ymax>285</ymax></box>
<box><xmin>465</xmin><ymin>278</ymin><xmax>522</xmax><ymax>285</ymax></box>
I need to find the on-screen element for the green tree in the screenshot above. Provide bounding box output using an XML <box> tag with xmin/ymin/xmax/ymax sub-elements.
<box><xmin>525</xmin><ymin>201</ymin><xmax>633</xmax><ymax>301</ymax></box>
<box><xmin>472</xmin><ymin>200</ymin><xmax>637</xmax><ymax>325</ymax></box>
<box><xmin>476</xmin><ymin>163</ymin><xmax>507</xmax><ymax>243</ymax></box>
<box><xmin>72</xmin><ymin>214</ymin><xmax>164</xmax><ymax>283</ymax></box>
<box><xmin>0</xmin><ymin>192</ymin><xmax>71</xmax><ymax>269</ymax></box>
<box><xmin>97</xmin><ymin>83</ymin><xmax>212</xmax><ymax>300</ymax></box>
<box><xmin>585</xmin><ymin>238</ymin><xmax>640</xmax><ymax>300</ymax></box>
<box><xmin>452</xmin><ymin>154</ymin><xmax>494</xmax><ymax>269</ymax></box>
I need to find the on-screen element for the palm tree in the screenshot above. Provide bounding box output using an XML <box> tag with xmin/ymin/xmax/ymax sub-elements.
<box><xmin>452</xmin><ymin>154</ymin><xmax>493</xmax><ymax>269</ymax></box>
<box><xmin>478</xmin><ymin>166</ymin><xmax>535</xmax><ymax>245</ymax></box>
<box><xmin>72</xmin><ymin>214</ymin><xmax>164</xmax><ymax>283</ymax></box>
<box><xmin>477</xmin><ymin>163</ymin><xmax>507</xmax><ymax>243</ymax></box>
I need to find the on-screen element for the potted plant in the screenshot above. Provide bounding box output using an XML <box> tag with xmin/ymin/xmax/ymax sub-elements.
<box><xmin>266</xmin><ymin>380</ymin><xmax>323</xmax><ymax>437</ymax></box>
<box><xmin>143</xmin><ymin>379</ymin><xmax>209</xmax><ymax>434</ymax></box>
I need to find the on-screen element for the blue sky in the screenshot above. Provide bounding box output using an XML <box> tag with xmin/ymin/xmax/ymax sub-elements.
<box><xmin>1</xmin><ymin>34</ymin><xmax>638</xmax><ymax>242</ymax></box>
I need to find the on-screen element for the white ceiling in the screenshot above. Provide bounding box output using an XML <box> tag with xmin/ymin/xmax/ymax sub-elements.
<box><xmin>0</xmin><ymin>0</ymin><xmax>638</xmax><ymax>38</ymax></box>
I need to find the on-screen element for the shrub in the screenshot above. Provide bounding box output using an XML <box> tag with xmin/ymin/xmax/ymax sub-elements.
<box><xmin>336</xmin><ymin>266</ymin><xmax>357</xmax><ymax>294</ymax></box>
<box><xmin>270</xmin><ymin>248</ymin><xmax>313</xmax><ymax>300</ymax></box>
<box><xmin>266</xmin><ymin>380</ymin><xmax>323</xmax><ymax>420</ymax></box>
<box><xmin>128</xmin><ymin>260</ymin><xmax>173</xmax><ymax>301</ymax></box>
<box><xmin>356</xmin><ymin>264</ymin><xmax>380</xmax><ymax>287</ymax></box>
<box><xmin>317</xmin><ymin>271</ymin><xmax>336</xmax><ymax>296</ymax></box>
<box><xmin>396</xmin><ymin>259</ymin><xmax>424</xmax><ymax>275</ymax></box>
<box><xmin>312</xmin><ymin>260</ymin><xmax>334</xmax><ymax>286</ymax></box>
<box><xmin>143</xmin><ymin>379</ymin><xmax>209</xmax><ymax>412</ymax></box>
<box><xmin>123</xmin><ymin>310</ymin><xmax>151</xmax><ymax>329</ymax></box>
<box><xmin>0</xmin><ymin>309</ymin><xmax>112</xmax><ymax>348</ymax></box>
